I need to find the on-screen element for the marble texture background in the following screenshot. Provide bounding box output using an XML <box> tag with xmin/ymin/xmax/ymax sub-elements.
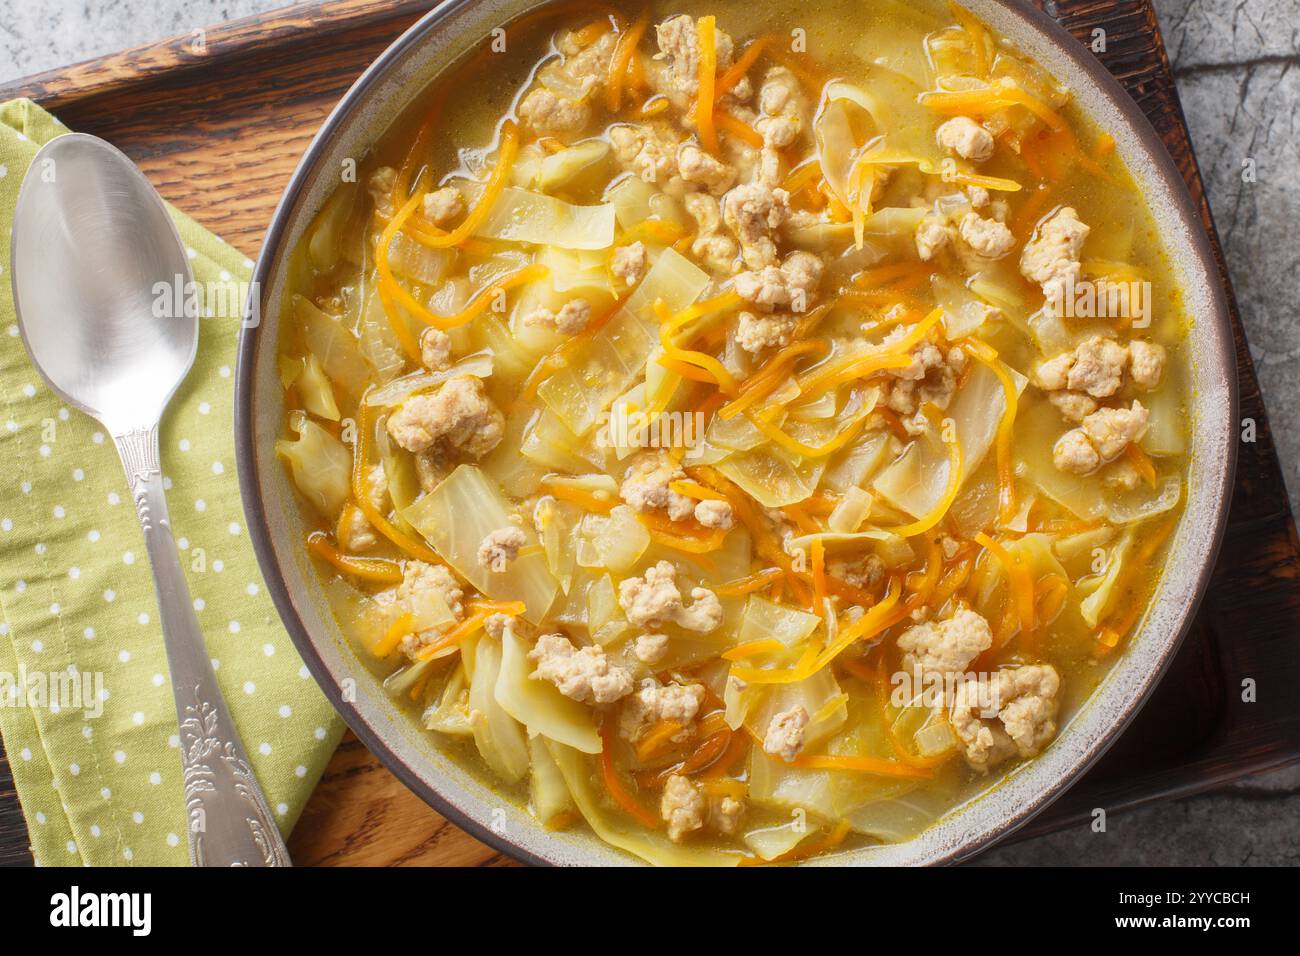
<box><xmin>1</xmin><ymin>0</ymin><xmax>1297</xmax><ymax>865</ymax></box>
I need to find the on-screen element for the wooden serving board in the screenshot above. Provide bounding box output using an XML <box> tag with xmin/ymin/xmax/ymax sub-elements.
<box><xmin>0</xmin><ymin>0</ymin><xmax>1296</xmax><ymax>867</ymax></box>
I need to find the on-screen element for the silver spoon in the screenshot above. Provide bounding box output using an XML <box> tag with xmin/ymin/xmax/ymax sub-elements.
<box><xmin>10</xmin><ymin>133</ymin><xmax>290</xmax><ymax>867</ymax></box>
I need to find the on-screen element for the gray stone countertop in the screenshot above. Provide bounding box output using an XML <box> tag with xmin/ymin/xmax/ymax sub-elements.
<box><xmin>1</xmin><ymin>0</ymin><xmax>1296</xmax><ymax>865</ymax></box>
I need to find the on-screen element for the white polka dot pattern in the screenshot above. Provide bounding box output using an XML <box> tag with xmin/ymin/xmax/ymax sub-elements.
<box><xmin>0</xmin><ymin>101</ymin><xmax>343</xmax><ymax>866</ymax></box>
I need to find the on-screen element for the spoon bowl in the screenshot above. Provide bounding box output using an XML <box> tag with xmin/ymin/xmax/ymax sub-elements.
<box><xmin>10</xmin><ymin>133</ymin><xmax>197</xmax><ymax>433</ymax></box>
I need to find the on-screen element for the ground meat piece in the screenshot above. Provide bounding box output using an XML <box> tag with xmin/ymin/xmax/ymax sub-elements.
<box><xmin>422</xmin><ymin>186</ymin><xmax>464</xmax><ymax>225</ymax></box>
<box><xmin>661</xmin><ymin>773</ymin><xmax>707</xmax><ymax>841</ymax></box>
<box><xmin>966</xmin><ymin>185</ymin><xmax>990</xmax><ymax>208</ymax></box>
<box><xmin>367</xmin><ymin>166</ymin><xmax>397</xmax><ymax>218</ymax></box>
<box><xmin>653</xmin><ymin>15</ymin><xmax>736</xmax><ymax>109</ymax></box>
<box><xmin>882</xmin><ymin>340</ymin><xmax>962</xmax><ymax>429</ymax></box>
<box><xmin>419</xmin><ymin>328</ymin><xmax>453</xmax><ymax>371</ymax></box>
<box><xmin>897</xmin><ymin>607</ymin><xmax>993</xmax><ymax>677</ymax></box>
<box><xmin>618</xmin><ymin>561</ymin><xmax>723</xmax><ymax>632</ymax></box>
<box><xmin>477</xmin><ymin>526</ymin><xmax>527</xmax><ymax>572</ymax></box>
<box><xmin>610</xmin><ymin>241</ymin><xmax>648</xmax><ymax>286</ymax></box>
<box><xmin>722</xmin><ymin>181</ymin><xmax>791</xmax><ymax>270</ymax></box>
<box><xmin>1032</xmin><ymin>351</ymin><xmax>1075</xmax><ymax>391</ymax></box>
<box><xmin>1128</xmin><ymin>340</ymin><xmax>1167</xmax><ymax>390</ymax></box>
<box><xmin>609</xmin><ymin>123</ymin><xmax>681</xmax><ymax>187</ymax></box>
<box><xmin>829</xmin><ymin>553</ymin><xmax>884</xmax><ymax>589</ymax></box>
<box><xmin>959</xmin><ymin>212</ymin><xmax>1016</xmax><ymax>259</ymax></box>
<box><xmin>620</xmin><ymin>677</ymin><xmax>707</xmax><ymax>741</ymax></box>
<box><xmin>633</xmin><ymin>632</ymin><xmax>670</xmax><ymax>664</ymax></box>
<box><xmin>556</xmin><ymin>27</ymin><xmax>618</xmax><ymax>92</ymax></box>
<box><xmin>755</xmin><ymin>66</ymin><xmax>805</xmax><ymax>148</ymax></box>
<box><xmin>1082</xmin><ymin>400</ymin><xmax>1149</xmax><ymax>460</ymax></box>
<box><xmin>387</xmin><ymin>376</ymin><xmax>504</xmax><ymax>459</ymax></box>
<box><xmin>951</xmin><ymin>664</ymin><xmax>1060</xmax><ymax>772</ymax></box>
<box><xmin>342</xmin><ymin>506</ymin><xmax>377</xmax><ymax>552</ymax></box>
<box><xmin>1067</xmin><ymin>335</ymin><xmax>1128</xmax><ymax>398</ymax></box>
<box><xmin>936</xmin><ymin>116</ymin><xmax>995</xmax><ymax>162</ymax></box>
<box><xmin>620</xmin><ymin>453</ymin><xmax>694</xmax><ymax>521</ymax></box>
<box><xmin>683</xmin><ymin>192</ymin><xmax>739</xmax><ymax>273</ymax></box>
<box><xmin>693</xmin><ymin>499</ymin><xmax>734</xmax><ymax>529</ymax></box>
<box><xmin>763</xmin><ymin>705</ymin><xmax>809</xmax><ymax>762</ymax></box>
<box><xmin>678</xmin><ymin>143</ymin><xmax>736</xmax><ymax>194</ymax></box>
<box><xmin>734</xmin><ymin>250</ymin><xmax>823</xmax><ymax>312</ymax></box>
<box><xmin>528</xmin><ymin>632</ymin><xmax>634</xmax><ymax>705</ymax></box>
<box><xmin>709</xmin><ymin>796</ymin><xmax>745</xmax><ymax>836</ymax></box>
<box><xmin>391</xmin><ymin>560</ymin><xmax>464</xmax><ymax>657</ymax></box>
<box><xmin>518</xmin><ymin>87</ymin><xmax>590</xmax><ymax>139</ymax></box>
<box><xmin>1047</xmin><ymin>390</ymin><xmax>1098</xmax><ymax>423</ymax></box>
<box><xmin>1020</xmin><ymin>206</ymin><xmax>1090</xmax><ymax>302</ymax></box>
<box><xmin>1052</xmin><ymin>427</ymin><xmax>1102</xmax><ymax>475</ymax></box>
<box><xmin>915</xmin><ymin>214</ymin><xmax>951</xmax><ymax>261</ymax></box>
<box><xmin>736</xmin><ymin>310</ymin><xmax>797</xmax><ymax>354</ymax></box>
<box><xmin>524</xmin><ymin>298</ymin><xmax>591</xmax><ymax>335</ymax></box>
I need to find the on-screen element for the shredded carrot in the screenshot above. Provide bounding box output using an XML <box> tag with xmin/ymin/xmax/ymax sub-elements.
<box><xmin>599</xmin><ymin>722</ymin><xmax>660</xmax><ymax>827</ymax></box>
<box><xmin>791</xmin><ymin>308</ymin><xmax>943</xmax><ymax>399</ymax></box>
<box><xmin>694</xmin><ymin>16</ymin><xmax>720</xmax><ymax>154</ymax></box>
<box><xmin>1035</xmin><ymin>573</ymin><xmax>1070</xmax><ymax>626</ymax></box>
<box><xmin>791</xmin><ymin>752</ymin><xmax>932</xmax><ymax>779</ymax></box>
<box><xmin>374</xmin><ymin>188</ymin><xmax>428</xmax><ymax>362</ymax></box>
<box><xmin>636</xmin><ymin>511</ymin><xmax>729</xmax><ymax>554</ymax></box>
<box><xmin>371</xmin><ymin>612</ymin><xmax>414</xmax><ymax>658</ymax></box>
<box><xmin>570</xmin><ymin>17</ymin><xmax>612</xmax><ymax>48</ymax></box>
<box><xmin>722</xmin><ymin>639</ymin><xmax>785</xmax><ymax>661</ymax></box>
<box><xmin>668</xmin><ymin>478</ymin><xmax>726</xmax><ymax>501</ymax></box>
<box><xmin>716</xmin><ymin>36</ymin><xmax>767</xmax><ymax>96</ymax></box>
<box><xmin>635</xmin><ymin>719</ymin><xmax>686</xmax><ymax>761</ymax></box>
<box><xmin>606</xmin><ymin>14</ymin><xmax>650</xmax><ymax>112</ymax></box>
<box><xmin>713</xmin><ymin>111</ymin><xmax>764</xmax><ymax>148</ymax></box>
<box><xmin>539</xmin><ymin>480</ymin><xmax>616</xmax><ymax>513</ymax></box>
<box><xmin>677</xmin><ymin>727</ymin><xmax>733</xmax><ymax>775</ymax></box>
<box><xmin>975</xmin><ymin>532</ymin><xmax>1035</xmax><ymax>644</ymax></box>
<box><xmin>414</xmin><ymin>600</ymin><xmax>525</xmax><ymax>661</ymax></box>
<box><xmin>640</xmin><ymin>96</ymin><xmax>670</xmax><ymax>116</ymax></box>
<box><xmin>718</xmin><ymin>339</ymin><xmax>828</xmax><ymax>420</ymax></box>
<box><xmin>730</xmin><ymin>576</ymin><xmax>903</xmax><ymax>684</ymax></box>
<box><xmin>656</xmin><ymin>293</ymin><xmax>743</xmax><ymax>395</ymax></box>
<box><xmin>948</xmin><ymin>1</ymin><xmax>990</xmax><ymax>79</ymax></box>
<box><xmin>747</xmin><ymin>398</ymin><xmax>876</xmax><ymax>459</ymax></box>
<box><xmin>421</xmin><ymin>120</ymin><xmax>519</xmax><ymax>247</ymax></box>
<box><xmin>811</xmin><ymin>539</ymin><xmax>828</xmax><ymax>607</ymax></box>
<box><xmin>352</xmin><ymin>400</ymin><xmax>443</xmax><ymax>564</ymax></box>
<box><xmin>306</xmin><ymin>532</ymin><xmax>403</xmax><ymax>584</ymax></box>
<box><xmin>1124</xmin><ymin>442</ymin><xmax>1158</xmax><ymax>488</ymax></box>
<box><xmin>715</xmin><ymin>567</ymin><xmax>785</xmax><ymax>596</ymax></box>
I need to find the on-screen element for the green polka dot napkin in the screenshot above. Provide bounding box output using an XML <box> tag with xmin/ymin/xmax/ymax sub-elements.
<box><xmin>0</xmin><ymin>98</ymin><xmax>344</xmax><ymax>866</ymax></box>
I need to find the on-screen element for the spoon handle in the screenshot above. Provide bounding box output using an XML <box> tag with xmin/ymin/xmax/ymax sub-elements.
<box><xmin>113</xmin><ymin>426</ymin><xmax>291</xmax><ymax>867</ymax></box>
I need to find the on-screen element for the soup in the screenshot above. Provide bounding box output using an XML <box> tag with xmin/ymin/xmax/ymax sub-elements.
<box><xmin>276</xmin><ymin>0</ymin><xmax>1190</xmax><ymax>865</ymax></box>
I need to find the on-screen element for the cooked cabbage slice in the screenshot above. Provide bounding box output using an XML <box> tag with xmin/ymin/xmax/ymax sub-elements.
<box><xmin>295</xmin><ymin>294</ymin><xmax>372</xmax><ymax>398</ymax></box>
<box><xmin>743</xmin><ymin>821</ymin><xmax>811</xmax><ymax>861</ymax></box>
<box><xmin>528</xmin><ymin>735</ymin><xmax>574</xmax><ymax>826</ymax></box>
<box><xmin>298</xmin><ymin>353</ymin><xmax>340</xmax><ymax>421</ymax></box>
<box><xmin>472</xmin><ymin>186</ymin><xmax>616</xmax><ymax>250</ymax></box>
<box><xmin>536</xmin><ymin>140</ymin><xmax>611</xmax><ymax>192</ymax></box>
<box><xmin>402</xmin><ymin>465</ymin><xmax>558</xmax><ymax>623</ymax></box>
<box><xmin>873</xmin><ymin>359</ymin><xmax>1026</xmax><ymax>518</ymax></box>
<box><xmin>423</xmin><ymin>664</ymin><xmax>473</xmax><ymax>736</ymax></box>
<box><xmin>362</xmin><ymin>352</ymin><xmax>494</xmax><ymax>407</ymax></box>
<box><xmin>1078</xmin><ymin>528</ymin><xmax>1136</xmax><ymax>628</ymax></box>
<box><xmin>736</xmin><ymin>597</ymin><xmax>821</xmax><ymax>648</ymax></box>
<box><xmin>545</xmin><ymin>741</ymin><xmax>743</xmax><ymax>867</ymax></box>
<box><xmin>494</xmin><ymin>624</ymin><xmax>601</xmax><ymax>753</ymax></box>
<box><xmin>538</xmin><ymin>248</ymin><xmax>708</xmax><ymax>435</ymax></box>
<box><xmin>576</xmin><ymin>505</ymin><xmax>650</xmax><ymax>574</ymax></box>
<box><xmin>274</xmin><ymin>413</ymin><xmax>351</xmax><ymax>516</ymax></box>
<box><xmin>468</xmin><ymin>635</ymin><xmax>531</xmax><ymax>782</ymax></box>
<box><xmin>717</xmin><ymin>444</ymin><xmax>828</xmax><ymax>509</ymax></box>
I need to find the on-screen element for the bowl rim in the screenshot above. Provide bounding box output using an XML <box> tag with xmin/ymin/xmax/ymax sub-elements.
<box><xmin>236</xmin><ymin>0</ymin><xmax>1239</xmax><ymax>867</ymax></box>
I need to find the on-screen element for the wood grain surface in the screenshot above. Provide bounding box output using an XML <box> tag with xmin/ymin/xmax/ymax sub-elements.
<box><xmin>0</xmin><ymin>0</ymin><xmax>1295</xmax><ymax>867</ymax></box>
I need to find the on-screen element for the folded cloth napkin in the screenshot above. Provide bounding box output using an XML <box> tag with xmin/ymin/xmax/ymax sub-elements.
<box><xmin>0</xmin><ymin>98</ymin><xmax>344</xmax><ymax>866</ymax></box>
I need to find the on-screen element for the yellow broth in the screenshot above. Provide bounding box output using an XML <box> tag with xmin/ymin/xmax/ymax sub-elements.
<box><xmin>276</xmin><ymin>0</ymin><xmax>1189</xmax><ymax>865</ymax></box>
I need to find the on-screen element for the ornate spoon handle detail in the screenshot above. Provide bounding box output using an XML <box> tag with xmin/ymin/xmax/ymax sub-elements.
<box><xmin>113</xmin><ymin>427</ymin><xmax>291</xmax><ymax>867</ymax></box>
